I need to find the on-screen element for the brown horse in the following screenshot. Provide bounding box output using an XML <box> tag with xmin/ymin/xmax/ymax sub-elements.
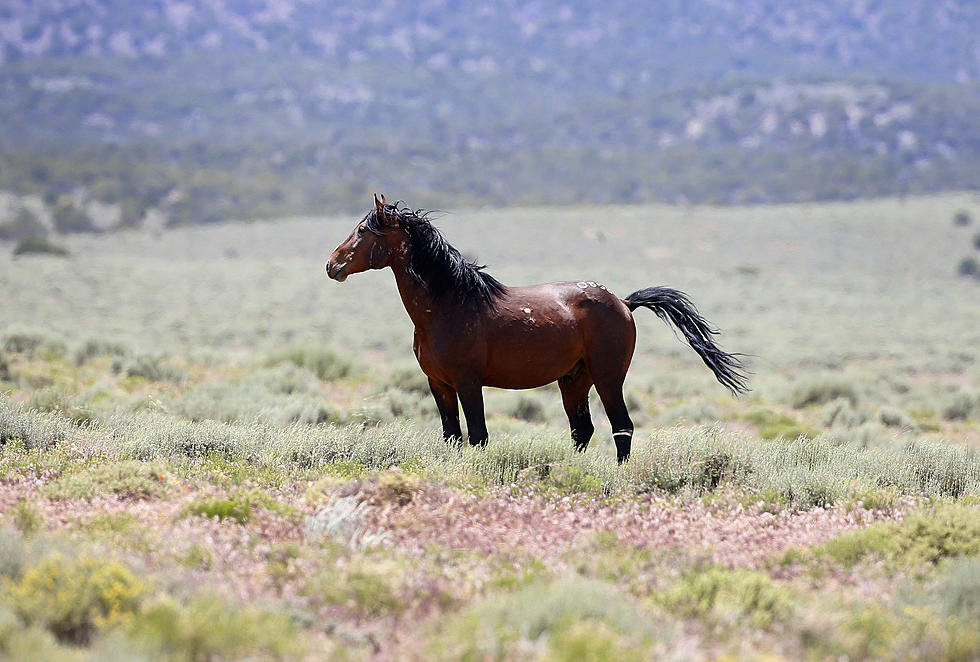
<box><xmin>326</xmin><ymin>195</ymin><xmax>748</xmax><ymax>463</ymax></box>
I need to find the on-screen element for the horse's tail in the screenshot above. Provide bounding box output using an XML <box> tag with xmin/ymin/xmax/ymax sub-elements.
<box><xmin>623</xmin><ymin>286</ymin><xmax>750</xmax><ymax>395</ymax></box>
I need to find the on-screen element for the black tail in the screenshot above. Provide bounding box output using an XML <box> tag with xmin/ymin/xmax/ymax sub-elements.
<box><xmin>624</xmin><ymin>286</ymin><xmax>750</xmax><ymax>395</ymax></box>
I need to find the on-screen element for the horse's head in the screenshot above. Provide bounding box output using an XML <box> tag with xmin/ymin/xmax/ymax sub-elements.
<box><xmin>326</xmin><ymin>194</ymin><xmax>407</xmax><ymax>282</ymax></box>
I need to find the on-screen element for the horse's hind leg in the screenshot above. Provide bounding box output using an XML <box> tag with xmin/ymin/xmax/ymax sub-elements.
<box><xmin>558</xmin><ymin>361</ymin><xmax>594</xmax><ymax>451</ymax></box>
<box><xmin>594</xmin><ymin>379</ymin><xmax>634</xmax><ymax>464</ymax></box>
<box><xmin>589</xmin><ymin>348</ymin><xmax>634</xmax><ymax>463</ymax></box>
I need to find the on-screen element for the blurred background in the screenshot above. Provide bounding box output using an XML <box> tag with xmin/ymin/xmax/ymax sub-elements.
<box><xmin>1</xmin><ymin>0</ymin><xmax>979</xmax><ymax>237</ymax></box>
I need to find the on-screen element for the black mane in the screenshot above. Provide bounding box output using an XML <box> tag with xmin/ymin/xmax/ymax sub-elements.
<box><xmin>365</xmin><ymin>202</ymin><xmax>507</xmax><ymax>307</ymax></box>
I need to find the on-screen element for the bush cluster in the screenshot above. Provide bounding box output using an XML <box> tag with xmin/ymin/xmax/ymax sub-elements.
<box><xmin>264</xmin><ymin>344</ymin><xmax>355</xmax><ymax>381</ymax></box>
<box><xmin>42</xmin><ymin>460</ymin><xmax>170</xmax><ymax>501</ymax></box>
<box><xmin>6</xmin><ymin>554</ymin><xmax>149</xmax><ymax>644</ymax></box>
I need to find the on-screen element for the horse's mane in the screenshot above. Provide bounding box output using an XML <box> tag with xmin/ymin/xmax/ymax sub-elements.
<box><xmin>365</xmin><ymin>202</ymin><xmax>507</xmax><ymax>308</ymax></box>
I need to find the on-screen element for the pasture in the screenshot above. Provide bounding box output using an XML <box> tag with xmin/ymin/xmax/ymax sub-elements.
<box><xmin>1</xmin><ymin>194</ymin><xmax>979</xmax><ymax>660</ymax></box>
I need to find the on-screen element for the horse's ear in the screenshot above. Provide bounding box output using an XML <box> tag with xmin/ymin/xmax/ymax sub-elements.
<box><xmin>373</xmin><ymin>193</ymin><xmax>393</xmax><ymax>225</ymax></box>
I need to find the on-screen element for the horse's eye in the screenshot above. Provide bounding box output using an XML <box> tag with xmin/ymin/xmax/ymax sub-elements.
<box><xmin>357</xmin><ymin>226</ymin><xmax>366</xmax><ymax>235</ymax></box>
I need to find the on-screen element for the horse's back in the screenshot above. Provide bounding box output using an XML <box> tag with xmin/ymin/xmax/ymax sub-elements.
<box><xmin>477</xmin><ymin>281</ymin><xmax>634</xmax><ymax>388</ymax></box>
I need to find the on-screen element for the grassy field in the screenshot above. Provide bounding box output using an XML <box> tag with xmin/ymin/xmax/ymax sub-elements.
<box><xmin>1</xmin><ymin>194</ymin><xmax>979</xmax><ymax>660</ymax></box>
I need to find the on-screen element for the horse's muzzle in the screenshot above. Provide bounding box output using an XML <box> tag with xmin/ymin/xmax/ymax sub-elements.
<box><xmin>325</xmin><ymin>260</ymin><xmax>349</xmax><ymax>282</ymax></box>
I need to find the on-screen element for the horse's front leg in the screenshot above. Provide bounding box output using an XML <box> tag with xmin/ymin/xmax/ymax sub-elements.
<box><xmin>457</xmin><ymin>380</ymin><xmax>489</xmax><ymax>447</ymax></box>
<box><xmin>428</xmin><ymin>377</ymin><xmax>462</xmax><ymax>444</ymax></box>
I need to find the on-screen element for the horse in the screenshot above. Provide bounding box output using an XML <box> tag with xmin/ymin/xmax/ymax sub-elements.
<box><xmin>325</xmin><ymin>195</ymin><xmax>748</xmax><ymax>463</ymax></box>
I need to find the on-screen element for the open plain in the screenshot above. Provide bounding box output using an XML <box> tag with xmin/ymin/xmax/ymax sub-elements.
<box><xmin>1</xmin><ymin>194</ymin><xmax>979</xmax><ymax>660</ymax></box>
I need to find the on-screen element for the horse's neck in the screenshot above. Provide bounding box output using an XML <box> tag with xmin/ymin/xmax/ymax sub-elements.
<box><xmin>390</xmin><ymin>261</ymin><xmax>447</xmax><ymax>331</ymax></box>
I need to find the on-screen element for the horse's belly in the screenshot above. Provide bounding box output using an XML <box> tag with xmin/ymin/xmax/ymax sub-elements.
<box><xmin>482</xmin><ymin>326</ymin><xmax>582</xmax><ymax>389</ymax></box>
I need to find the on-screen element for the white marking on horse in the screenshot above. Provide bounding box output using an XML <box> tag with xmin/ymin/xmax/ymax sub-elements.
<box><xmin>522</xmin><ymin>307</ymin><xmax>532</xmax><ymax>314</ymax></box>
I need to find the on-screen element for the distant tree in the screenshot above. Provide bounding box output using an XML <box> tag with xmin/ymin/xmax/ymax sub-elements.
<box><xmin>958</xmin><ymin>257</ymin><xmax>978</xmax><ymax>278</ymax></box>
<box><xmin>52</xmin><ymin>196</ymin><xmax>94</xmax><ymax>234</ymax></box>
<box><xmin>954</xmin><ymin>210</ymin><xmax>972</xmax><ymax>226</ymax></box>
<box><xmin>974</xmin><ymin>233</ymin><xmax>980</xmax><ymax>251</ymax></box>
<box><xmin>0</xmin><ymin>208</ymin><xmax>46</xmax><ymax>241</ymax></box>
<box><xmin>12</xmin><ymin>235</ymin><xmax>70</xmax><ymax>257</ymax></box>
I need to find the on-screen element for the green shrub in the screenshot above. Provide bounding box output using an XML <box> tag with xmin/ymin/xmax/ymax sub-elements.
<box><xmin>821</xmin><ymin>398</ymin><xmax>870</xmax><ymax>429</ymax></box>
<box><xmin>0</xmin><ymin>605</ymin><xmax>76</xmax><ymax>662</ymax></box>
<box><xmin>0</xmin><ymin>207</ymin><xmax>45</xmax><ymax>241</ymax></box>
<box><xmin>173</xmin><ymin>375</ymin><xmax>332</xmax><ymax>426</ymax></box>
<box><xmin>743</xmin><ymin>408</ymin><xmax>816</xmax><ymax>440</ymax></box>
<box><xmin>255</xmin><ymin>363</ymin><xmax>320</xmax><ymax>395</ymax></box>
<box><xmin>381</xmin><ymin>363</ymin><xmax>431</xmax><ymax>395</ymax></box>
<box><xmin>623</xmin><ymin>429</ymin><xmax>752</xmax><ymax>496</ymax></box>
<box><xmin>184</xmin><ymin>496</ymin><xmax>252</xmax><ymax>524</ymax></box>
<box><xmin>12</xmin><ymin>236</ymin><xmax>70</xmax><ymax>257</ymax></box>
<box><xmin>364</xmin><ymin>469</ymin><xmax>423</xmax><ymax>506</ymax></box>
<box><xmin>28</xmin><ymin>388</ymin><xmax>96</xmax><ymax>425</ymax></box>
<box><xmin>958</xmin><ymin>257</ymin><xmax>978</xmax><ymax>277</ymax></box>
<box><xmin>809</xmin><ymin>567</ymin><xmax>980</xmax><ymax>662</ymax></box>
<box><xmin>323</xmin><ymin>459</ymin><xmax>368</xmax><ymax>480</ymax></box>
<box><xmin>6</xmin><ymin>554</ymin><xmax>149</xmax><ymax>644</ymax></box>
<box><xmin>625</xmin><ymin>426</ymin><xmax>980</xmax><ymax>507</ymax></box>
<box><xmin>788</xmin><ymin>376</ymin><xmax>859</xmax><ymax>408</ymax></box>
<box><xmin>0</xmin><ymin>351</ymin><xmax>10</xmax><ymax>381</ymax></box>
<box><xmin>847</xmin><ymin>487</ymin><xmax>899</xmax><ymax>513</ymax></box>
<box><xmin>507</xmin><ymin>393</ymin><xmax>548</xmax><ymax>423</ymax></box>
<box><xmin>128</xmin><ymin>595</ymin><xmax>304</xmax><ymax>661</ymax></box>
<box><xmin>0</xmin><ymin>400</ymin><xmax>69</xmax><ymax>451</ymax></box>
<box><xmin>1</xmin><ymin>327</ymin><xmax>67</xmax><ymax>359</ymax></box>
<box><xmin>11</xmin><ymin>499</ymin><xmax>42</xmax><ymax>536</ymax></box>
<box><xmin>543</xmin><ymin>620</ymin><xmax>648</xmax><ymax>662</ymax></box>
<box><xmin>264</xmin><ymin>344</ymin><xmax>354</xmax><ymax>381</ymax></box>
<box><xmin>51</xmin><ymin>196</ymin><xmax>93</xmax><ymax>234</ymax></box>
<box><xmin>818</xmin><ymin>503</ymin><xmax>980</xmax><ymax>568</ymax></box>
<box><xmin>0</xmin><ymin>526</ymin><xmax>27</xmax><ymax>579</ymax></box>
<box><xmin>940</xmin><ymin>391</ymin><xmax>979</xmax><ymax>421</ymax></box>
<box><xmin>114</xmin><ymin>354</ymin><xmax>184</xmax><ymax>382</ymax></box>
<box><xmin>466</xmin><ymin>432</ymin><xmax>613</xmax><ymax>488</ymax></box>
<box><xmin>657</xmin><ymin>401</ymin><xmax>722</xmax><ymax>426</ymax></box>
<box><xmin>939</xmin><ymin>558</ymin><xmax>980</xmax><ymax>623</ymax></box>
<box><xmin>655</xmin><ymin>566</ymin><xmax>792</xmax><ymax>628</ymax></box>
<box><xmin>518</xmin><ymin>463</ymin><xmax>604</xmax><ymax>495</ymax></box>
<box><xmin>431</xmin><ymin>577</ymin><xmax>662</xmax><ymax>662</ymax></box>
<box><xmin>72</xmin><ymin>338</ymin><xmax>130</xmax><ymax>365</ymax></box>
<box><xmin>43</xmin><ymin>460</ymin><xmax>170</xmax><ymax>500</ymax></box>
<box><xmin>391</xmin><ymin>386</ymin><xmax>434</xmax><ymax>421</ymax></box>
<box><xmin>342</xmin><ymin>570</ymin><xmax>402</xmax><ymax>616</ymax></box>
<box><xmin>878</xmin><ymin>406</ymin><xmax>916</xmax><ymax>429</ymax></box>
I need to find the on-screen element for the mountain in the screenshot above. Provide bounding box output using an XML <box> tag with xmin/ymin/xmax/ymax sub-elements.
<box><xmin>1</xmin><ymin>1</ymin><xmax>979</xmax><ymax>234</ymax></box>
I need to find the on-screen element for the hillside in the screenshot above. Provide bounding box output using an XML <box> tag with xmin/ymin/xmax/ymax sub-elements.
<box><xmin>1</xmin><ymin>1</ymin><xmax>979</xmax><ymax>233</ymax></box>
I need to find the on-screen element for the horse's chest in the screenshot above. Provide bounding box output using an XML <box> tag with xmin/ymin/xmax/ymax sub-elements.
<box><xmin>413</xmin><ymin>331</ymin><xmax>472</xmax><ymax>383</ymax></box>
<box><xmin>413</xmin><ymin>334</ymin><xmax>442</xmax><ymax>377</ymax></box>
